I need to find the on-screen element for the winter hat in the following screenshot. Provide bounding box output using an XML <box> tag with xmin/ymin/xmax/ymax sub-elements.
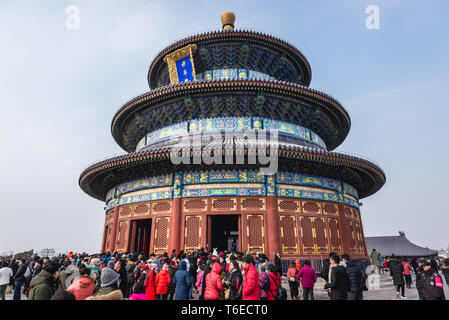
<box><xmin>107</xmin><ymin>260</ymin><xmax>116</xmax><ymax>269</ymax></box>
<box><xmin>162</xmin><ymin>264</ymin><xmax>169</xmax><ymax>270</ymax></box>
<box><xmin>422</xmin><ymin>260</ymin><xmax>431</xmax><ymax>267</ymax></box>
<box><xmin>142</xmin><ymin>265</ymin><xmax>149</xmax><ymax>271</ymax></box>
<box><xmin>169</xmin><ymin>260</ymin><xmax>176</xmax><ymax>267</ymax></box>
<box><xmin>150</xmin><ymin>263</ymin><xmax>157</xmax><ymax>270</ymax></box>
<box><xmin>100</xmin><ymin>268</ymin><xmax>120</xmax><ymax>287</ymax></box>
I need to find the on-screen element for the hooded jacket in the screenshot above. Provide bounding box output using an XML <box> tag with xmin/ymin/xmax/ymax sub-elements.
<box><xmin>28</xmin><ymin>270</ymin><xmax>55</xmax><ymax>300</ymax></box>
<box><xmin>66</xmin><ymin>275</ymin><xmax>95</xmax><ymax>300</ymax></box>
<box><xmin>144</xmin><ymin>269</ymin><xmax>157</xmax><ymax>300</ymax></box>
<box><xmin>242</xmin><ymin>263</ymin><xmax>260</xmax><ymax>300</ymax></box>
<box><xmin>204</xmin><ymin>262</ymin><xmax>225</xmax><ymax>300</ymax></box>
<box><xmin>173</xmin><ymin>260</ymin><xmax>192</xmax><ymax>300</ymax></box>
<box><xmin>155</xmin><ymin>269</ymin><xmax>171</xmax><ymax>295</ymax></box>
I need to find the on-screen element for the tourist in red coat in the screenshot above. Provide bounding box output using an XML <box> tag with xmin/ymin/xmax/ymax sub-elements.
<box><xmin>144</xmin><ymin>264</ymin><xmax>157</xmax><ymax>300</ymax></box>
<box><xmin>266</xmin><ymin>264</ymin><xmax>281</xmax><ymax>300</ymax></box>
<box><xmin>242</xmin><ymin>256</ymin><xmax>260</xmax><ymax>300</ymax></box>
<box><xmin>204</xmin><ymin>262</ymin><xmax>225</xmax><ymax>300</ymax></box>
<box><xmin>155</xmin><ymin>264</ymin><xmax>171</xmax><ymax>300</ymax></box>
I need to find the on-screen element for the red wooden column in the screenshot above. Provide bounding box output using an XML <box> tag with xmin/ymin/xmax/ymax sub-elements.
<box><xmin>357</xmin><ymin>208</ymin><xmax>369</xmax><ymax>258</ymax></box>
<box><xmin>100</xmin><ymin>214</ymin><xmax>108</xmax><ymax>253</ymax></box>
<box><xmin>266</xmin><ymin>196</ymin><xmax>281</xmax><ymax>261</ymax></box>
<box><xmin>109</xmin><ymin>207</ymin><xmax>120</xmax><ymax>253</ymax></box>
<box><xmin>337</xmin><ymin>202</ymin><xmax>351</xmax><ymax>255</ymax></box>
<box><xmin>169</xmin><ymin>197</ymin><xmax>182</xmax><ymax>254</ymax></box>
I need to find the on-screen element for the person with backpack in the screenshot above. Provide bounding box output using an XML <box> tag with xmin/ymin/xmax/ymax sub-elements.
<box><xmin>341</xmin><ymin>254</ymin><xmax>364</xmax><ymax>300</ymax></box>
<box><xmin>324</xmin><ymin>254</ymin><xmax>350</xmax><ymax>300</ymax></box>
<box><xmin>297</xmin><ymin>260</ymin><xmax>317</xmax><ymax>300</ymax></box>
<box><xmin>266</xmin><ymin>264</ymin><xmax>281</xmax><ymax>300</ymax></box>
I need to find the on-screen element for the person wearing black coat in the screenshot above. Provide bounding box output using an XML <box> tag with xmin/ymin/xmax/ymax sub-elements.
<box><xmin>421</xmin><ymin>261</ymin><xmax>446</xmax><ymax>300</ymax></box>
<box><xmin>12</xmin><ymin>259</ymin><xmax>27</xmax><ymax>300</ymax></box>
<box><xmin>341</xmin><ymin>254</ymin><xmax>363</xmax><ymax>300</ymax></box>
<box><xmin>389</xmin><ymin>257</ymin><xmax>406</xmax><ymax>299</ymax></box>
<box><xmin>415</xmin><ymin>260</ymin><xmax>425</xmax><ymax>300</ymax></box>
<box><xmin>115</xmin><ymin>259</ymin><xmax>129</xmax><ymax>298</ymax></box>
<box><xmin>274</xmin><ymin>253</ymin><xmax>282</xmax><ymax>275</ymax></box>
<box><xmin>324</xmin><ymin>255</ymin><xmax>349</xmax><ymax>300</ymax></box>
<box><xmin>126</xmin><ymin>261</ymin><xmax>136</xmax><ymax>296</ymax></box>
<box><xmin>225</xmin><ymin>260</ymin><xmax>243</xmax><ymax>300</ymax></box>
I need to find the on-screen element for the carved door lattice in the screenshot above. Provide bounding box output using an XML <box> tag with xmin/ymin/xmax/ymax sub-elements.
<box><xmin>327</xmin><ymin>218</ymin><xmax>342</xmax><ymax>254</ymax></box>
<box><xmin>154</xmin><ymin>217</ymin><xmax>170</xmax><ymax>254</ymax></box>
<box><xmin>299</xmin><ymin>216</ymin><xmax>329</xmax><ymax>255</ymax></box>
<box><xmin>246</xmin><ymin>214</ymin><xmax>264</xmax><ymax>253</ymax></box>
<box><xmin>280</xmin><ymin>215</ymin><xmax>299</xmax><ymax>254</ymax></box>
<box><xmin>116</xmin><ymin>220</ymin><xmax>129</xmax><ymax>252</ymax></box>
<box><xmin>346</xmin><ymin>220</ymin><xmax>357</xmax><ymax>254</ymax></box>
<box><xmin>184</xmin><ymin>215</ymin><xmax>202</xmax><ymax>250</ymax></box>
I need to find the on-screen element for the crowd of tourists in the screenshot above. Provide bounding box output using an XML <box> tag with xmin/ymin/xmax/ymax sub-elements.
<box><xmin>369</xmin><ymin>249</ymin><xmax>447</xmax><ymax>300</ymax></box>
<box><xmin>0</xmin><ymin>248</ymin><xmax>447</xmax><ymax>301</ymax></box>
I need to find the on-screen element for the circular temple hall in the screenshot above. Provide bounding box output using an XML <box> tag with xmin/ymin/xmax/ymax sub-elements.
<box><xmin>79</xmin><ymin>12</ymin><xmax>385</xmax><ymax>265</ymax></box>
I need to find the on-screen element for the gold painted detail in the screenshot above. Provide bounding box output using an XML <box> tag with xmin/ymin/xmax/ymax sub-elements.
<box><xmin>163</xmin><ymin>44</ymin><xmax>198</xmax><ymax>84</ymax></box>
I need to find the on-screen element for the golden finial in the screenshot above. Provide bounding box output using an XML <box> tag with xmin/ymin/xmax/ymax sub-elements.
<box><xmin>221</xmin><ymin>11</ymin><xmax>235</xmax><ymax>30</ymax></box>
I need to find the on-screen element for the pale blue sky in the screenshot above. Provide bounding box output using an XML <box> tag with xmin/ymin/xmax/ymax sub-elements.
<box><xmin>0</xmin><ymin>0</ymin><xmax>448</xmax><ymax>254</ymax></box>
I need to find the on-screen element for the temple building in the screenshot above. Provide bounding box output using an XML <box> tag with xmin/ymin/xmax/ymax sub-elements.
<box><xmin>79</xmin><ymin>12</ymin><xmax>385</xmax><ymax>262</ymax></box>
<box><xmin>366</xmin><ymin>232</ymin><xmax>438</xmax><ymax>258</ymax></box>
